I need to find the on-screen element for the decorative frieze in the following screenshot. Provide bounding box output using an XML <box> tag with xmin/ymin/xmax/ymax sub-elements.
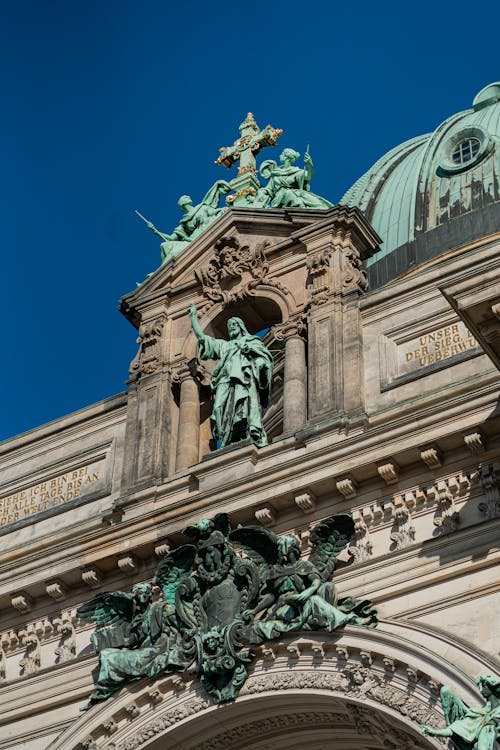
<box><xmin>195</xmin><ymin>235</ymin><xmax>288</xmax><ymax>311</ymax></box>
<box><xmin>19</xmin><ymin>630</ymin><xmax>41</xmax><ymax>675</ymax></box>
<box><xmin>54</xmin><ymin>618</ymin><xmax>76</xmax><ymax>664</ymax></box>
<box><xmin>478</xmin><ymin>463</ymin><xmax>500</xmax><ymax>520</ymax></box>
<box><xmin>429</xmin><ymin>478</ymin><xmax>461</xmax><ymax>536</ymax></box>
<box><xmin>390</xmin><ymin>497</ymin><xmax>416</xmax><ymax>550</ymax></box>
<box><xmin>349</xmin><ymin>511</ymin><xmax>373</xmax><ymax>563</ymax></box>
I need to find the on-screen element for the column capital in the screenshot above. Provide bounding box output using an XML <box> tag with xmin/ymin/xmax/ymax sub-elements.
<box><xmin>172</xmin><ymin>358</ymin><xmax>210</xmax><ymax>387</ymax></box>
<box><xmin>272</xmin><ymin>317</ymin><xmax>307</xmax><ymax>342</ymax></box>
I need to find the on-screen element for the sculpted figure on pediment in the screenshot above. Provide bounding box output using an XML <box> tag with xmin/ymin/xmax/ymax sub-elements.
<box><xmin>138</xmin><ymin>179</ymin><xmax>231</xmax><ymax>264</ymax></box>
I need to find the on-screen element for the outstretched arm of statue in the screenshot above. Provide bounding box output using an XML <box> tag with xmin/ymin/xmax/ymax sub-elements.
<box><xmin>189</xmin><ymin>304</ymin><xmax>205</xmax><ymax>343</ymax></box>
<box><xmin>145</xmin><ymin>221</ymin><xmax>173</xmax><ymax>241</ymax></box>
<box><xmin>421</xmin><ymin>725</ymin><xmax>452</xmax><ymax>737</ymax></box>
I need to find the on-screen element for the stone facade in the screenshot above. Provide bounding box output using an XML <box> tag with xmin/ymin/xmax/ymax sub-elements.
<box><xmin>0</xmin><ymin>188</ymin><xmax>499</xmax><ymax>747</ymax></box>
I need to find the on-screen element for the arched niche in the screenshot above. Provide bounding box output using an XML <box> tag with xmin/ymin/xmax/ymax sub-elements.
<box><xmin>48</xmin><ymin>622</ymin><xmax>495</xmax><ymax>750</ymax></box>
<box><xmin>175</xmin><ymin>290</ymin><xmax>304</xmax><ymax>466</ymax></box>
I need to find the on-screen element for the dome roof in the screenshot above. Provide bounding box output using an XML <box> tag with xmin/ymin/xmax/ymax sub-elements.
<box><xmin>341</xmin><ymin>83</ymin><xmax>500</xmax><ymax>287</ymax></box>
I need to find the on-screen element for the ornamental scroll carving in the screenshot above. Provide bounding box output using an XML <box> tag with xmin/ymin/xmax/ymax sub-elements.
<box><xmin>194</xmin><ymin>236</ymin><xmax>288</xmax><ymax>310</ymax></box>
<box><xmin>342</xmin><ymin>241</ymin><xmax>368</xmax><ymax>295</ymax></box>
<box><xmin>306</xmin><ymin>233</ymin><xmax>369</xmax><ymax>309</ymax></box>
<box><xmin>128</xmin><ymin>318</ymin><xmax>164</xmax><ymax>383</ymax></box>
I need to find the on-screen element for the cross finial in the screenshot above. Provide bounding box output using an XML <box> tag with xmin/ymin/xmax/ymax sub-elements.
<box><xmin>216</xmin><ymin>113</ymin><xmax>283</xmax><ymax>176</ymax></box>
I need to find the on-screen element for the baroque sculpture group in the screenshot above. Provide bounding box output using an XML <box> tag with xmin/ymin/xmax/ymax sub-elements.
<box><xmin>77</xmin><ymin>513</ymin><xmax>376</xmax><ymax>707</ymax></box>
<box><xmin>137</xmin><ymin>113</ymin><xmax>331</xmax><ymax>264</ymax></box>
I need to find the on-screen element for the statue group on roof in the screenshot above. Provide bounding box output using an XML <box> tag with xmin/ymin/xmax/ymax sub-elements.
<box><xmin>137</xmin><ymin>113</ymin><xmax>332</xmax><ymax>265</ymax></box>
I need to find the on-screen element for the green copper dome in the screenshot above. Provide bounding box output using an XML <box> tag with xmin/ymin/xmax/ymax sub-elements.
<box><xmin>341</xmin><ymin>83</ymin><xmax>500</xmax><ymax>287</ymax></box>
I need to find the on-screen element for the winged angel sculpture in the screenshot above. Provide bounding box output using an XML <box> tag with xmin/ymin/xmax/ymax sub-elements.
<box><xmin>421</xmin><ymin>675</ymin><xmax>500</xmax><ymax>750</ymax></box>
<box><xmin>77</xmin><ymin>513</ymin><xmax>376</xmax><ymax>707</ymax></box>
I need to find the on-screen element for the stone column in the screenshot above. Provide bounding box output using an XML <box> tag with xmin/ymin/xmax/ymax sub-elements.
<box><xmin>274</xmin><ymin>320</ymin><xmax>307</xmax><ymax>434</ymax></box>
<box><xmin>174</xmin><ymin>363</ymin><xmax>201</xmax><ymax>471</ymax></box>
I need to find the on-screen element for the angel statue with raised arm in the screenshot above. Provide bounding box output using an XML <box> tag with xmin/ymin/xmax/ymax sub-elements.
<box><xmin>230</xmin><ymin>513</ymin><xmax>377</xmax><ymax>641</ymax></box>
<box><xmin>77</xmin><ymin>547</ymin><xmax>195</xmax><ymax>708</ymax></box>
<box><xmin>254</xmin><ymin>147</ymin><xmax>332</xmax><ymax>209</ymax></box>
<box><xmin>422</xmin><ymin>675</ymin><xmax>500</xmax><ymax>750</ymax></box>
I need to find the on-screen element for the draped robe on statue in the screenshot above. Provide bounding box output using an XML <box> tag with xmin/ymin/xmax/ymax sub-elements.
<box><xmin>198</xmin><ymin>319</ymin><xmax>273</xmax><ymax>448</ymax></box>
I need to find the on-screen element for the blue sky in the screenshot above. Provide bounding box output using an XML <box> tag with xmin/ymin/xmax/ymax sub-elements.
<box><xmin>1</xmin><ymin>0</ymin><xmax>499</xmax><ymax>441</ymax></box>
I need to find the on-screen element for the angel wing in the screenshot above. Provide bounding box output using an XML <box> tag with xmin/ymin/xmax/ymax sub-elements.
<box><xmin>229</xmin><ymin>526</ymin><xmax>279</xmax><ymax>565</ymax></box>
<box><xmin>440</xmin><ymin>684</ymin><xmax>469</xmax><ymax>726</ymax></box>
<box><xmin>77</xmin><ymin>591</ymin><xmax>134</xmax><ymax>626</ymax></box>
<box><xmin>309</xmin><ymin>514</ymin><xmax>355</xmax><ymax>580</ymax></box>
<box><xmin>153</xmin><ymin>545</ymin><xmax>196</xmax><ymax>606</ymax></box>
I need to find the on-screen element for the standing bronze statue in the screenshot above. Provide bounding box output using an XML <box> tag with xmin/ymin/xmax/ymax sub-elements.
<box><xmin>189</xmin><ymin>305</ymin><xmax>273</xmax><ymax>448</ymax></box>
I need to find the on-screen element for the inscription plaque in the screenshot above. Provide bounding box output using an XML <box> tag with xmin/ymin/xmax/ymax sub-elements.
<box><xmin>0</xmin><ymin>462</ymin><xmax>102</xmax><ymax>526</ymax></box>
<box><xmin>398</xmin><ymin>321</ymin><xmax>477</xmax><ymax>373</ymax></box>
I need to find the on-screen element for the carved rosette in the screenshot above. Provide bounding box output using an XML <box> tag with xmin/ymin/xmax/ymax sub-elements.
<box><xmin>194</xmin><ymin>236</ymin><xmax>288</xmax><ymax>311</ymax></box>
<box><xmin>128</xmin><ymin>317</ymin><xmax>165</xmax><ymax>383</ymax></box>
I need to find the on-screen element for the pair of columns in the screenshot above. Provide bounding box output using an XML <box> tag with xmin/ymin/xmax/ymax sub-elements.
<box><xmin>173</xmin><ymin>322</ymin><xmax>307</xmax><ymax>472</ymax></box>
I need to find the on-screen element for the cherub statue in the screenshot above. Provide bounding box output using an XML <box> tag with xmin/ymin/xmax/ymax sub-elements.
<box><xmin>78</xmin><ymin>548</ymin><xmax>195</xmax><ymax>708</ymax></box>
<box><xmin>230</xmin><ymin>513</ymin><xmax>376</xmax><ymax>641</ymax></box>
<box><xmin>422</xmin><ymin>675</ymin><xmax>500</xmax><ymax>750</ymax></box>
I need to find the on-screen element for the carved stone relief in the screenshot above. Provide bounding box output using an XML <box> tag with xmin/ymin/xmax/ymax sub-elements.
<box><xmin>129</xmin><ymin>318</ymin><xmax>165</xmax><ymax>383</ymax></box>
<box><xmin>194</xmin><ymin>235</ymin><xmax>289</xmax><ymax>311</ymax></box>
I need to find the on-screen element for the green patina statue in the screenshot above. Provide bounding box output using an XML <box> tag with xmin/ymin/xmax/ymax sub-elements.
<box><xmin>254</xmin><ymin>147</ymin><xmax>332</xmax><ymax>209</ymax></box>
<box><xmin>77</xmin><ymin>512</ymin><xmax>377</xmax><ymax>707</ymax></box>
<box><xmin>189</xmin><ymin>304</ymin><xmax>273</xmax><ymax>449</ymax></box>
<box><xmin>421</xmin><ymin>675</ymin><xmax>500</xmax><ymax>750</ymax></box>
<box><xmin>140</xmin><ymin>179</ymin><xmax>231</xmax><ymax>264</ymax></box>
<box><xmin>138</xmin><ymin>114</ymin><xmax>332</xmax><ymax>266</ymax></box>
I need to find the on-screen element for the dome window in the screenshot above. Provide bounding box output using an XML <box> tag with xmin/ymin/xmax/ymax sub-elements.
<box><xmin>437</xmin><ymin>126</ymin><xmax>493</xmax><ymax>176</ymax></box>
<box><xmin>451</xmin><ymin>138</ymin><xmax>480</xmax><ymax>166</ymax></box>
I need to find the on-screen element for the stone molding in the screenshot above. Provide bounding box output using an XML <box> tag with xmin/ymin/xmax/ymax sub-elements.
<box><xmin>45</xmin><ymin>622</ymin><xmax>492</xmax><ymax>750</ymax></box>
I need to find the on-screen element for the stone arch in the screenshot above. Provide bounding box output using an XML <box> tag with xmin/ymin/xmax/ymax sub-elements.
<box><xmin>176</xmin><ymin>285</ymin><xmax>305</xmax><ymax>460</ymax></box>
<box><xmin>183</xmin><ymin>285</ymin><xmax>297</xmax><ymax>362</ymax></box>
<box><xmin>48</xmin><ymin>621</ymin><xmax>496</xmax><ymax>750</ymax></box>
